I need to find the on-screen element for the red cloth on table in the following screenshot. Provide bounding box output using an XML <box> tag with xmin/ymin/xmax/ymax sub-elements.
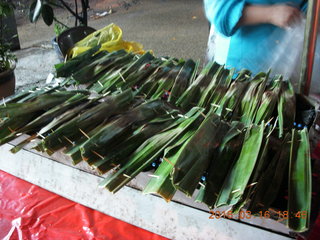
<box><xmin>307</xmin><ymin>215</ymin><xmax>320</xmax><ymax>240</ymax></box>
<box><xmin>0</xmin><ymin>170</ymin><xmax>168</xmax><ymax>240</ymax></box>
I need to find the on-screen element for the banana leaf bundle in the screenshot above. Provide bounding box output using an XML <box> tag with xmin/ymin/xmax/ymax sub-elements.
<box><xmin>117</xmin><ymin>58</ymin><xmax>163</xmax><ymax>90</ymax></box>
<box><xmin>238</xmin><ymin>72</ymin><xmax>268</xmax><ymax>124</ymax></box>
<box><xmin>89</xmin><ymin>52</ymin><xmax>154</xmax><ymax>93</ymax></box>
<box><xmin>72</xmin><ymin>50</ymin><xmax>129</xmax><ymax>84</ymax></box>
<box><xmin>147</xmin><ymin>64</ymin><xmax>184</xmax><ymax>100</ymax></box>
<box><xmin>247</xmin><ymin>133</ymin><xmax>291</xmax><ymax>213</ymax></box>
<box><xmin>142</xmin><ymin>131</ymin><xmax>195</xmax><ymax>202</ymax></box>
<box><xmin>288</xmin><ymin>129</ymin><xmax>311</xmax><ymax>232</ymax></box>
<box><xmin>197</xmin><ymin>66</ymin><xmax>233</xmax><ymax>110</ymax></box>
<box><xmin>11</xmin><ymin>99</ymin><xmax>93</xmax><ymax>154</ymax></box>
<box><xmin>137</xmin><ymin>58</ymin><xmax>178</xmax><ymax>96</ymax></box>
<box><xmin>168</xmin><ymin>59</ymin><xmax>197</xmax><ymax>104</ymax></box>
<box><xmin>215</xmin><ymin>123</ymin><xmax>265</xmax><ymax>207</ymax></box>
<box><xmin>79</xmin><ymin>99</ymin><xmax>176</xmax><ymax>164</ymax></box>
<box><xmin>196</xmin><ymin>122</ymin><xmax>246</xmax><ymax>208</ymax></box>
<box><xmin>99</xmin><ymin>107</ymin><xmax>204</xmax><ymax>193</ymax></box>
<box><xmin>4</xmin><ymin>84</ymin><xmax>60</xmax><ymax>104</ymax></box>
<box><xmin>37</xmin><ymin>89</ymin><xmax>134</xmax><ymax>153</ymax></box>
<box><xmin>0</xmin><ymin>90</ymin><xmax>86</xmax><ymax>119</ymax></box>
<box><xmin>172</xmin><ymin>112</ymin><xmax>231</xmax><ymax>197</ymax></box>
<box><xmin>64</xmin><ymin>100</ymin><xmax>180</xmax><ymax>166</ymax></box>
<box><xmin>206</xmin><ymin>69</ymin><xmax>235</xmax><ymax>112</ymax></box>
<box><xmin>278</xmin><ymin>80</ymin><xmax>296</xmax><ymax>138</ymax></box>
<box><xmin>254</xmin><ymin>76</ymin><xmax>281</xmax><ymax>124</ymax></box>
<box><xmin>19</xmin><ymin>93</ymin><xmax>89</xmax><ymax>134</ymax></box>
<box><xmin>91</xmin><ymin>113</ymin><xmax>179</xmax><ymax>173</ymax></box>
<box><xmin>0</xmin><ymin>45</ymin><xmax>314</xmax><ymax>233</ymax></box>
<box><xmin>63</xmin><ymin>123</ymin><xmax>107</xmax><ymax>165</ymax></box>
<box><xmin>55</xmin><ymin>45</ymin><xmax>102</xmax><ymax>78</ymax></box>
<box><xmin>215</xmin><ymin>70</ymin><xmax>251</xmax><ymax>119</ymax></box>
<box><xmin>0</xmin><ymin>90</ymin><xmax>89</xmax><ymax>145</ymax></box>
<box><xmin>88</xmin><ymin>54</ymin><xmax>137</xmax><ymax>93</ymax></box>
<box><xmin>8</xmin><ymin>93</ymin><xmax>90</xmax><ymax>153</ymax></box>
<box><xmin>176</xmin><ymin>61</ymin><xmax>220</xmax><ymax>110</ymax></box>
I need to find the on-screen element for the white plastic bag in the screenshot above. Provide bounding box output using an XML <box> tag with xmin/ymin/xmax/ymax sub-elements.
<box><xmin>206</xmin><ymin>19</ymin><xmax>320</xmax><ymax>94</ymax></box>
<box><xmin>267</xmin><ymin>19</ymin><xmax>320</xmax><ymax>94</ymax></box>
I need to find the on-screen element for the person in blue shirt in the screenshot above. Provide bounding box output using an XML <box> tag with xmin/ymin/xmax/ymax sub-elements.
<box><xmin>204</xmin><ymin>1</ymin><xmax>307</xmax><ymax>75</ymax></box>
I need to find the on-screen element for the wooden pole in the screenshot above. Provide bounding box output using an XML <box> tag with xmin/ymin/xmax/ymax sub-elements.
<box><xmin>299</xmin><ymin>0</ymin><xmax>320</xmax><ymax>96</ymax></box>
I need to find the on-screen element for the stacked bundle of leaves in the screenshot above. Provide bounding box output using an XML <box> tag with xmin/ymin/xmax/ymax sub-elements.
<box><xmin>0</xmin><ymin>49</ymin><xmax>314</xmax><ymax>233</ymax></box>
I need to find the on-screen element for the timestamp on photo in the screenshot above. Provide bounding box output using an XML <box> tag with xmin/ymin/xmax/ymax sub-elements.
<box><xmin>208</xmin><ymin>210</ymin><xmax>308</xmax><ymax>221</ymax></box>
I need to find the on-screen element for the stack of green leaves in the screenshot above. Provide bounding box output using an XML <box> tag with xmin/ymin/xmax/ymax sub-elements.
<box><xmin>0</xmin><ymin>48</ymin><xmax>314</xmax><ymax>233</ymax></box>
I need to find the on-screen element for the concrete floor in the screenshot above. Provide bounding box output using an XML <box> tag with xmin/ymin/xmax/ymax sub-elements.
<box><xmin>13</xmin><ymin>0</ymin><xmax>209</xmax><ymax>92</ymax></box>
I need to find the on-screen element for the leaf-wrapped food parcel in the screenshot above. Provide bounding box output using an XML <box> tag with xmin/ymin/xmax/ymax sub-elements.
<box><xmin>247</xmin><ymin>133</ymin><xmax>291</xmax><ymax>214</ymax></box>
<box><xmin>143</xmin><ymin>127</ymin><xmax>197</xmax><ymax>201</ymax></box>
<box><xmin>91</xmin><ymin>114</ymin><xmax>178</xmax><ymax>173</ymax></box>
<box><xmin>176</xmin><ymin>61</ymin><xmax>220</xmax><ymax>110</ymax></box>
<box><xmin>99</xmin><ymin>107</ymin><xmax>204</xmax><ymax>193</ymax></box>
<box><xmin>168</xmin><ymin>59</ymin><xmax>197</xmax><ymax>104</ymax></box>
<box><xmin>278</xmin><ymin>80</ymin><xmax>296</xmax><ymax>138</ymax></box>
<box><xmin>196</xmin><ymin>122</ymin><xmax>245</xmax><ymax>208</ymax></box>
<box><xmin>172</xmin><ymin>113</ymin><xmax>230</xmax><ymax>197</ymax></box>
<box><xmin>215</xmin><ymin>123</ymin><xmax>265</xmax><ymax>207</ymax></box>
<box><xmin>79</xmin><ymin>99</ymin><xmax>176</xmax><ymax>163</ymax></box>
<box><xmin>288</xmin><ymin>129</ymin><xmax>311</xmax><ymax>232</ymax></box>
<box><xmin>38</xmin><ymin>89</ymin><xmax>134</xmax><ymax>152</ymax></box>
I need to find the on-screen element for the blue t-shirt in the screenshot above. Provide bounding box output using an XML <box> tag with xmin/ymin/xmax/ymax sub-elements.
<box><xmin>204</xmin><ymin>0</ymin><xmax>307</xmax><ymax>74</ymax></box>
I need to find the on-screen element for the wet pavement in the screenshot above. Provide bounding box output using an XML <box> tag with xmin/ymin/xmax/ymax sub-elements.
<box><xmin>13</xmin><ymin>0</ymin><xmax>209</xmax><ymax>92</ymax></box>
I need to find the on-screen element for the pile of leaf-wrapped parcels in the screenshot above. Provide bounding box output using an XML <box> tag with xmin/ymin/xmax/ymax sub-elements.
<box><xmin>0</xmin><ymin>47</ymin><xmax>316</xmax><ymax>232</ymax></box>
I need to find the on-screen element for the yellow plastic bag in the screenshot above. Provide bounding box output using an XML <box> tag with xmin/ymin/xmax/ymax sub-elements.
<box><xmin>69</xmin><ymin>23</ymin><xmax>146</xmax><ymax>58</ymax></box>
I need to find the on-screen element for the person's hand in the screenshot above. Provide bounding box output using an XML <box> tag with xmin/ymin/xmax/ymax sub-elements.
<box><xmin>268</xmin><ymin>5</ymin><xmax>302</xmax><ymax>28</ymax></box>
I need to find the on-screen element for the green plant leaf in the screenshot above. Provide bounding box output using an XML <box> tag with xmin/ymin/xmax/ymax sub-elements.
<box><xmin>42</xmin><ymin>4</ymin><xmax>54</xmax><ymax>26</ymax></box>
<box><xmin>30</xmin><ymin>0</ymin><xmax>42</xmax><ymax>23</ymax></box>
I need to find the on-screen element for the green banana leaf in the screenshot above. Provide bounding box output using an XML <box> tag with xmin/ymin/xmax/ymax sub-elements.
<box><xmin>288</xmin><ymin>129</ymin><xmax>311</xmax><ymax>232</ymax></box>
<box><xmin>72</xmin><ymin>50</ymin><xmax>128</xmax><ymax>84</ymax></box>
<box><xmin>55</xmin><ymin>45</ymin><xmax>102</xmax><ymax>77</ymax></box>
<box><xmin>168</xmin><ymin>59</ymin><xmax>196</xmax><ymax>104</ymax></box>
<box><xmin>247</xmin><ymin>133</ymin><xmax>291</xmax><ymax>214</ymax></box>
<box><xmin>254</xmin><ymin>76</ymin><xmax>281</xmax><ymax>124</ymax></box>
<box><xmin>79</xmin><ymin>100</ymin><xmax>175</xmax><ymax>163</ymax></box>
<box><xmin>278</xmin><ymin>81</ymin><xmax>296</xmax><ymax>138</ymax></box>
<box><xmin>196</xmin><ymin>121</ymin><xmax>245</xmax><ymax>208</ymax></box>
<box><xmin>215</xmin><ymin>123</ymin><xmax>265</xmax><ymax>207</ymax></box>
<box><xmin>172</xmin><ymin>113</ymin><xmax>231</xmax><ymax>197</ymax></box>
<box><xmin>176</xmin><ymin>61</ymin><xmax>220</xmax><ymax>110</ymax></box>
<box><xmin>215</xmin><ymin>70</ymin><xmax>251</xmax><ymax>119</ymax></box>
<box><xmin>99</xmin><ymin>107</ymin><xmax>204</xmax><ymax>193</ymax></box>
<box><xmin>38</xmin><ymin>89</ymin><xmax>134</xmax><ymax>152</ymax></box>
<box><xmin>143</xmin><ymin>127</ymin><xmax>197</xmax><ymax>201</ymax></box>
<box><xmin>91</xmin><ymin>114</ymin><xmax>178</xmax><ymax>173</ymax></box>
<box><xmin>238</xmin><ymin>72</ymin><xmax>268</xmax><ymax>124</ymax></box>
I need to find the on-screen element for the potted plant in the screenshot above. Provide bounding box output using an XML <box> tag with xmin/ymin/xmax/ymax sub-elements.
<box><xmin>30</xmin><ymin>0</ymin><xmax>90</xmax><ymax>27</ymax></box>
<box><xmin>29</xmin><ymin>0</ymin><xmax>95</xmax><ymax>59</ymax></box>
<box><xmin>0</xmin><ymin>0</ymin><xmax>17</xmax><ymax>98</ymax></box>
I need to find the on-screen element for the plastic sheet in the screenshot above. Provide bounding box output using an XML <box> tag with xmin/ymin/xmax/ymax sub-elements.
<box><xmin>0</xmin><ymin>170</ymin><xmax>168</xmax><ymax>240</ymax></box>
<box><xmin>266</xmin><ymin>19</ymin><xmax>320</xmax><ymax>94</ymax></box>
<box><xmin>69</xmin><ymin>23</ymin><xmax>146</xmax><ymax>59</ymax></box>
<box><xmin>206</xmin><ymin>19</ymin><xmax>320</xmax><ymax>94</ymax></box>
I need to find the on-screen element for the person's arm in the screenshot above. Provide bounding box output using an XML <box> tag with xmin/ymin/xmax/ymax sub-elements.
<box><xmin>238</xmin><ymin>5</ymin><xmax>302</xmax><ymax>28</ymax></box>
<box><xmin>204</xmin><ymin>0</ymin><xmax>246</xmax><ymax>37</ymax></box>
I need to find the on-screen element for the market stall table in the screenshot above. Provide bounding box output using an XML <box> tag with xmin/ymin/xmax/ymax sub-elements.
<box><xmin>0</xmin><ymin>139</ymin><xmax>295</xmax><ymax>240</ymax></box>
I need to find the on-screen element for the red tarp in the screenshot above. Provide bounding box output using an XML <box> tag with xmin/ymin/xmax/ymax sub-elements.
<box><xmin>0</xmin><ymin>170</ymin><xmax>168</xmax><ymax>240</ymax></box>
<box><xmin>1</xmin><ymin>160</ymin><xmax>320</xmax><ymax>240</ymax></box>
